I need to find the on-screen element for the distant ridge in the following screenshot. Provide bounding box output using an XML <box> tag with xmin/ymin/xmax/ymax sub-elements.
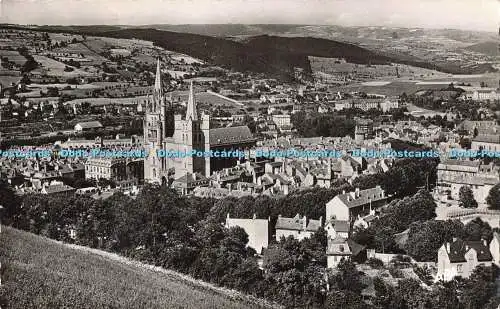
<box><xmin>0</xmin><ymin>24</ymin><xmax>478</xmax><ymax>80</ymax></box>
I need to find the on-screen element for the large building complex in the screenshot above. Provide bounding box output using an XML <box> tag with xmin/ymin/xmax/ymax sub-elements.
<box><xmin>143</xmin><ymin>59</ymin><xmax>256</xmax><ymax>184</ymax></box>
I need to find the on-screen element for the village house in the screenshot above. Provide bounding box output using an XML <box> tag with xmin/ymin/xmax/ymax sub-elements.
<box><xmin>275</xmin><ymin>214</ymin><xmax>322</xmax><ymax>241</ymax></box>
<box><xmin>325</xmin><ymin>186</ymin><xmax>387</xmax><ymax>222</ymax></box>
<box><xmin>74</xmin><ymin>121</ymin><xmax>103</xmax><ymax>132</ymax></box>
<box><xmin>171</xmin><ymin>172</ymin><xmax>209</xmax><ymax>195</ymax></box>
<box><xmin>325</xmin><ymin>219</ymin><xmax>350</xmax><ymax>239</ymax></box>
<box><xmin>437</xmin><ymin>159</ymin><xmax>499</xmax><ymax>204</ymax></box>
<box><xmin>437</xmin><ymin>238</ymin><xmax>493</xmax><ymax>281</ymax></box>
<box><xmin>326</xmin><ymin>236</ymin><xmax>365</xmax><ymax>269</ymax></box>
<box><xmin>472</xmin><ymin>134</ymin><xmax>500</xmax><ymax>152</ymax></box>
<box><xmin>225</xmin><ymin>214</ymin><xmax>270</xmax><ymax>255</ymax></box>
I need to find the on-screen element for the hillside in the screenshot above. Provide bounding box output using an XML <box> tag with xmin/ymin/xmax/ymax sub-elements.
<box><xmin>0</xmin><ymin>227</ymin><xmax>277</xmax><ymax>309</ymax></box>
<box><xmin>463</xmin><ymin>41</ymin><xmax>500</xmax><ymax>57</ymax></box>
<box><xmin>1</xmin><ymin>24</ymin><xmax>451</xmax><ymax>80</ymax></box>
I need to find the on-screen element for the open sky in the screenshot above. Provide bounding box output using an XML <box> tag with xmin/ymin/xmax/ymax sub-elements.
<box><xmin>0</xmin><ymin>0</ymin><xmax>498</xmax><ymax>32</ymax></box>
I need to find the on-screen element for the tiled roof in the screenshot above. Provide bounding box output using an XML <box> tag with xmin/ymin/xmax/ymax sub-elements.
<box><xmin>438</xmin><ymin>159</ymin><xmax>480</xmax><ymax>171</ymax></box>
<box><xmin>209</xmin><ymin>126</ymin><xmax>255</xmax><ymax>146</ymax></box>
<box><xmin>446</xmin><ymin>239</ymin><xmax>492</xmax><ymax>263</ymax></box>
<box><xmin>335</xmin><ymin>186</ymin><xmax>386</xmax><ymax>209</ymax></box>
<box><xmin>473</xmin><ymin>134</ymin><xmax>500</xmax><ymax>144</ymax></box>
<box><xmin>327</xmin><ymin>219</ymin><xmax>350</xmax><ymax>233</ymax></box>
<box><xmin>43</xmin><ymin>184</ymin><xmax>75</xmax><ymax>194</ymax></box>
<box><xmin>275</xmin><ymin>214</ymin><xmax>321</xmax><ymax>232</ymax></box>
<box><xmin>75</xmin><ymin>121</ymin><xmax>103</xmax><ymax>129</ymax></box>
<box><xmin>172</xmin><ymin>173</ymin><xmax>209</xmax><ymax>188</ymax></box>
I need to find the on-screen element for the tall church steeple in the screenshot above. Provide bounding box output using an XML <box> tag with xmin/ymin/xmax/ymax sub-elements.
<box><xmin>154</xmin><ymin>58</ymin><xmax>162</xmax><ymax>95</ymax></box>
<box><xmin>186</xmin><ymin>81</ymin><xmax>198</xmax><ymax>121</ymax></box>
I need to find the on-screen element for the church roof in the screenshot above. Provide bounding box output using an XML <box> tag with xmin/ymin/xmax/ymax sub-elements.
<box><xmin>185</xmin><ymin>81</ymin><xmax>197</xmax><ymax>121</ymax></box>
<box><xmin>209</xmin><ymin>126</ymin><xmax>256</xmax><ymax>147</ymax></box>
<box><xmin>154</xmin><ymin>58</ymin><xmax>162</xmax><ymax>94</ymax></box>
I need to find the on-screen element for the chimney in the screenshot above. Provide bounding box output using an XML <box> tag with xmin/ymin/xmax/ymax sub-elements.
<box><xmin>446</xmin><ymin>242</ymin><xmax>450</xmax><ymax>252</ymax></box>
<box><xmin>303</xmin><ymin>215</ymin><xmax>307</xmax><ymax>230</ymax></box>
<box><xmin>319</xmin><ymin>216</ymin><xmax>323</xmax><ymax>226</ymax></box>
<box><xmin>342</xmin><ymin>190</ymin><xmax>346</xmax><ymax>194</ymax></box>
<box><xmin>465</xmin><ymin>245</ymin><xmax>469</xmax><ymax>251</ymax></box>
<box><xmin>452</xmin><ymin>237</ymin><xmax>457</xmax><ymax>242</ymax></box>
<box><xmin>355</xmin><ymin>187</ymin><xmax>360</xmax><ymax>198</ymax></box>
<box><xmin>253</xmin><ymin>213</ymin><xmax>256</xmax><ymax>220</ymax></box>
<box><xmin>350</xmin><ymin>192</ymin><xmax>356</xmax><ymax>200</ymax></box>
<box><xmin>483</xmin><ymin>239</ymin><xmax>488</xmax><ymax>246</ymax></box>
<box><xmin>227</xmin><ymin>213</ymin><xmax>230</xmax><ymax>220</ymax></box>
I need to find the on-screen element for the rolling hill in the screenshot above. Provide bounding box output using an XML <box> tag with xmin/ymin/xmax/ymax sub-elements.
<box><xmin>0</xmin><ymin>226</ymin><xmax>277</xmax><ymax>309</ymax></box>
<box><xmin>0</xmin><ymin>24</ymin><xmax>478</xmax><ymax>79</ymax></box>
<box><xmin>463</xmin><ymin>41</ymin><xmax>500</xmax><ymax>57</ymax></box>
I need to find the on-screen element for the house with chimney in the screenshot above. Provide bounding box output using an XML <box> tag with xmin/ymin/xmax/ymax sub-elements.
<box><xmin>225</xmin><ymin>213</ymin><xmax>270</xmax><ymax>255</ymax></box>
<box><xmin>275</xmin><ymin>214</ymin><xmax>322</xmax><ymax>241</ymax></box>
<box><xmin>436</xmin><ymin>238</ymin><xmax>493</xmax><ymax>281</ymax></box>
<box><xmin>171</xmin><ymin>172</ymin><xmax>209</xmax><ymax>195</ymax></box>
<box><xmin>325</xmin><ymin>219</ymin><xmax>350</xmax><ymax>239</ymax></box>
<box><xmin>327</xmin><ymin>236</ymin><xmax>366</xmax><ymax>269</ymax></box>
<box><xmin>325</xmin><ymin>186</ymin><xmax>387</xmax><ymax>222</ymax></box>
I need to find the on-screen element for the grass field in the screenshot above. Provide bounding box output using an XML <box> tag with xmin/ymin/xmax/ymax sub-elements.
<box><xmin>0</xmin><ymin>50</ymin><xmax>26</xmax><ymax>65</ymax></box>
<box><xmin>0</xmin><ymin>227</ymin><xmax>277</xmax><ymax>309</ymax></box>
<box><xmin>33</xmin><ymin>55</ymin><xmax>93</xmax><ymax>77</ymax></box>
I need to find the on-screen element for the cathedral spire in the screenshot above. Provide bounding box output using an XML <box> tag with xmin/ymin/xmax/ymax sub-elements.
<box><xmin>186</xmin><ymin>81</ymin><xmax>198</xmax><ymax>121</ymax></box>
<box><xmin>154</xmin><ymin>58</ymin><xmax>162</xmax><ymax>94</ymax></box>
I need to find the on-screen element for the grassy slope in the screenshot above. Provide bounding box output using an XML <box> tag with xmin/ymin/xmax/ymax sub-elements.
<box><xmin>0</xmin><ymin>227</ymin><xmax>275</xmax><ymax>309</ymax></box>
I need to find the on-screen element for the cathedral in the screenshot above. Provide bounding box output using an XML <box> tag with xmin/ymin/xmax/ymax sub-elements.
<box><xmin>143</xmin><ymin>59</ymin><xmax>256</xmax><ymax>184</ymax></box>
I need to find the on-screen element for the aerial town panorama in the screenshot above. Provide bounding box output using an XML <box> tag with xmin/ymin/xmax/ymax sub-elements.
<box><xmin>0</xmin><ymin>0</ymin><xmax>499</xmax><ymax>308</ymax></box>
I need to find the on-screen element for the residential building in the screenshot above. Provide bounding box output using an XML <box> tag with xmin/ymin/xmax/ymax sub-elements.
<box><xmin>74</xmin><ymin>121</ymin><xmax>103</xmax><ymax>132</ymax></box>
<box><xmin>437</xmin><ymin>238</ymin><xmax>493</xmax><ymax>281</ymax></box>
<box><xmin>326</xmin><ymin>236</ymin><xmax>365</xmax><ymax>269</ymax></box>
<box><xmin>325</xmin><ymin>186</ymin><xmax>387</xmax><ymax>222</ymax></box>
<box><xmin>225</xmin><ymin>214</ymin><xmax>270</xmax><ymax>254</ymax></box>
<box><xmin>437</xmin><ymin>159</ymin><xmax>499</xmax><ymax>204</ymax></box>
<box><xmin>275</xmin><ymin>214</ymin><xmax>322</xmax><ymax>241</ymax></box>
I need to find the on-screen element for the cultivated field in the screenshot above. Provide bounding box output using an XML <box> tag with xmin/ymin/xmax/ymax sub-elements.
<box><xmin>0</xmin><ymin>50</ymin><xmax>25</xmax><ymax>65</ymax></box>
<box><xmin>0</xmin><ymin>227</ymin><xmax>277</xmax><ymax>309</ymax></box>
<box><xmin>33</xmin><ymin>55</ymin><xmax>93</xmax><ymax>77</ymax></box>
<box><xmin>309</xmin><ymin>56</ymin><xmax>449</xmax><ymax>80</ymax></box>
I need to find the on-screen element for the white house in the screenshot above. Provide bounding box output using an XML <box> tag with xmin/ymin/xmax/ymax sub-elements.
<box><xmin>436</xmin><ymin>238</ymin><xmax>493</xmax><ymax>281</ymax></box>
<box><xmin>275</xmin><ymin>214</ymin><xmax>322</xmax><ymax>242</ymax></box>
<box><xmin>325</xmin><ymin>219</ymin><xmax>350</xmax><ymax>239</ymax></box>
<box><xmin>74</xmin><ymin>121</ymin><xmax>103</xmax><ymax>132</ymax></box>
<box><xmin>325</xmin><ymin>186</ymin><xmax>387</xmax><ymax>222</ymax></box>
<box><xmin>226</xmin><ymin>213</ymin><xmax>270</xmax><ymax>254</ymax></box>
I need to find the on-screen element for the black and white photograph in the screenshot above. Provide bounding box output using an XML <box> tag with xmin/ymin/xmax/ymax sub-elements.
<box><xmin>0</xmin><ymin>0</ymin><xmax>499</xmax><ymax>308</ymax></box>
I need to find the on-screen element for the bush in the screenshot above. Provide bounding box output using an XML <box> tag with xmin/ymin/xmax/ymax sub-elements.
<box><xmin>366</xmin><ymin>257</ymin><xmax>384</xmax><ymax>269</ymax></box>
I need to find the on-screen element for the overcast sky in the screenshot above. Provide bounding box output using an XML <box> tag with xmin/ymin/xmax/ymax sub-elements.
<box><xmin>0</xmin><ymin>0</ymin><xmax>498</xmax><ymax>32</ymax></box>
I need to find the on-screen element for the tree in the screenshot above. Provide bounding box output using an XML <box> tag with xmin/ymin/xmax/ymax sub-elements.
<box><xmin>464</xmin><ymin>218</ymin><xmax>493</xmax><ymax>242</ymax></box>
<box><xmin>405</xmin><ymin>220</ymin><xmax>465</xmax><ymax>262</ymax></box>
<box><xmin>459</xmin><ymin>186</ymin><xmax>478</xmax><ymax>208</ymax></box>
<box><xmin>331</xmin><ymin>259</ymin><xmax>365</xmax><ymax>294</ymax></box>
<box><xmin>325</xmin><ymin>290</ymin><xmax>368</xmax><ymax>309</ymax></box>
<box><xmin>486</xmin><ymin>184</ymin><xmax>500</xmax><ymax>210</ymax></box>
<box><xmin>381</xmin><ymin>190</ymin><xmax>437</xmax><ymax>233</ymax></box>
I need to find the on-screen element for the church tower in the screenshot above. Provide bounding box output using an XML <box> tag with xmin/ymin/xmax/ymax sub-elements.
<box><xmin>171</xmin><ymin>81</ymin><xmax>211</xmax><ymax>179</ymax></box>
<box><xmin>144</xmin><ymin>58</ymin><xmax>169</xmax><ymax>184</ymax></box>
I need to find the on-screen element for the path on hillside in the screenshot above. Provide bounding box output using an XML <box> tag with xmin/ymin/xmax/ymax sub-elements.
<box><xmin>62</xmin><ymin>242</ymin><xmax>282</xmax><ymax>309</ymax></box>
